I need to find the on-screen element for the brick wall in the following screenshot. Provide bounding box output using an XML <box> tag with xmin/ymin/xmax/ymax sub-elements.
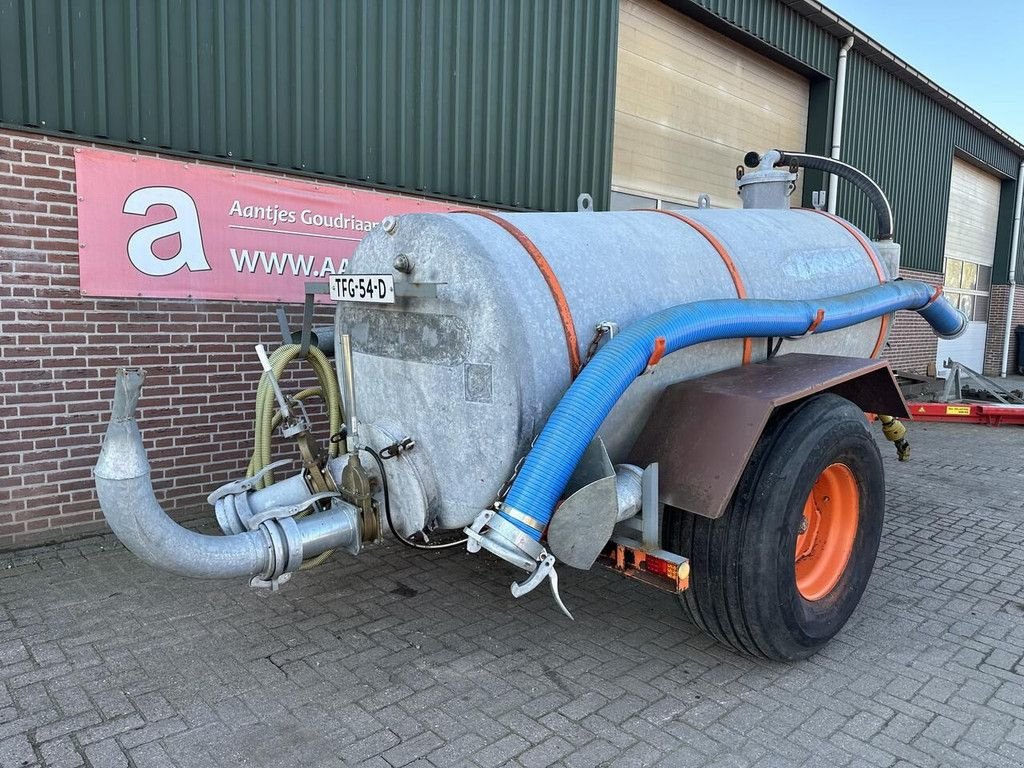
<box><xmin>983</xmin><ymin>283</ymin><xmax>1024</xmax><ymax>376</ymax></box>
<box><xmin>880</xmin><ymin>267</ymin><xmax>944</xmax><ymax>374</ymax></box>
<box><xmin>0</xmin><ymin>129</ymin><xmax>340</xmax><ymax>549</ymax></box>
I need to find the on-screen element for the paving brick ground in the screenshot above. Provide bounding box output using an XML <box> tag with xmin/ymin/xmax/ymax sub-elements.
<box><xmin>1</xmin><ymin>421</ymin><xmax>1022</xmax><ymax>767</ymax></box>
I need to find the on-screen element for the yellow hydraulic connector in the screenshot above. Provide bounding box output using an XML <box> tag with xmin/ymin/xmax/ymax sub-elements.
<box><xmin>877</xmin><ymin>414</ymin><xmax>910</xmax><ymax>462</ymax></box>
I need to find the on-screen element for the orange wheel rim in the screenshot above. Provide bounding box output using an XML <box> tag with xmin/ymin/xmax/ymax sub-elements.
<box><xmin>795</xmin><ymin>463</ymin><xmax>859</xmax><ymax>601</ymax></box>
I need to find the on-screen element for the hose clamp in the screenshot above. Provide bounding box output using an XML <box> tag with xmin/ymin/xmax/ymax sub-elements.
<box><xmin>922</xmin><ymin>284</ymin><xmax>944</xmax><ymax>308</ymax></box>
<box><xmin>498</xmin><ymin>505</ymin><xmax>547</xmax><ymax>535</ymax></box>
<box><xmin>251</xmin><ymin>516</ymin><xmax>304</xmax><ymax>591</ymax></box>
<box><xmin>643</xmin><ymin>336</ymin><xmax>667</xmax><ymax>374</ymax></box>
<box><xmin>786</xmin><ymin>308</ymin><xmax>825</xmax><ymax>340</ymax></box>
<box><xmin>464</xmin><ymin>508</ymin><xmax>542</xmax><ymax>570</ymax></box>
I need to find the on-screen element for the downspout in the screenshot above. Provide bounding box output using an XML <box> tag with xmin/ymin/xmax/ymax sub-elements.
<box><xmin>827</xmin><ymin>36</ymin><xmax>856</xmax><ymax>215</ymax></box>
<box><xmin>1000</xmin><ymin>159</ymin><xmax>1024</xmax><ymax>376</ymax></box>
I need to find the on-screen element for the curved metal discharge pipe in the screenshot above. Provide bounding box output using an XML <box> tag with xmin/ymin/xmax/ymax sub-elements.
<box><xmin>95</xmin><ymin>368</ymin><xmax>359</xmax><ymax>581</ymax></box>
<box><xmin>758</xmin><ymin>150</ymin><xmax>895</xmax><ymax>240</ymax></box>
<box><xmin>493</xmin><ymin>280</ymin><xmax>965</xmax><ymax>541</ymax></box>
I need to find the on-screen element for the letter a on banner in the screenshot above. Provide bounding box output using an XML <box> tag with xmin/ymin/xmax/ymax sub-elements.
<box><xmin>122</xmin><ymin>187</ymin><xmax>211</xmax><ymax>276</ymax></box>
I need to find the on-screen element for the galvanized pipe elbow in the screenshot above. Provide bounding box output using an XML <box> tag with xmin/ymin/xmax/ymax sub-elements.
<box><xmin>94</xmin><ymin>368</ymin><xmax>359</xmax><ymax>582</ymax></box>
<box><xmin>95</xmin><ymin>369</ymin><xmax>272</xmax><ymax>579</ymax></box>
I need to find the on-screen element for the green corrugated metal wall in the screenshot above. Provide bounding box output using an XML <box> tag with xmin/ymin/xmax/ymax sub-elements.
<box><xmin>839</xmin><ymin>52</ymin><xmax>1023</xmax><ymax>279</ymax></box>
<box><xmin>0</xmin><ymin>0</ymin><xmax>618</xmax><ymax>212</ymax></box>
<box><xmin>684</xmin><ymin>0</ymin><xmax>837</xmax><ymax>76</ymax></box>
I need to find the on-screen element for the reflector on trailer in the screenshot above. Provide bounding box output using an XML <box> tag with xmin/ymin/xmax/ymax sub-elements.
<box><xmin>600</xmin><ymin>540</ymin><xmax>690</xmax><ymax>594</ymax></box>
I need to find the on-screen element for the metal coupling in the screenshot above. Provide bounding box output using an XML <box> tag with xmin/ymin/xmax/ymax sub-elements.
<box><xmin>252</xmin><ymin>515</ymin><xmax>305</xmax><ymax>591</ymax></box>
<box><xmin>95</xmin><ymin>367</ymin><xmax>361</xmax><ymax>587</ymax></box>
<box><xmin>464</xmin><ymin>507</ymin><xmax>573</xmax><ymax>619</ymax></box>
<box><xmin>878</xmin><ymin>414</ymin><xmax>910</xmax><ymax>462</ymax></box>
<box><xmin>209</xmin><ymin>469</ymin><xmax>362</xmax><ymax>589</ymax></box>
<box><xmin>253</xmin><ymin>500</ymin><xmax>362</xmax><ymax>589</ymax></box>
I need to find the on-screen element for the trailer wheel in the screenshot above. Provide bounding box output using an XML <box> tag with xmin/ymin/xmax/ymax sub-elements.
<box><xmin>664</xmin><ymin>393</ymin><xmax>884</xmax><ymax>661</ymax></box>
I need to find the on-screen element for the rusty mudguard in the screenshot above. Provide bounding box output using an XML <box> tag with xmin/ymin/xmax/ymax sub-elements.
<box><xmin>628</xmin><ymin>353</ymin><xmax>909</xmax><ymax>520</ymax></box>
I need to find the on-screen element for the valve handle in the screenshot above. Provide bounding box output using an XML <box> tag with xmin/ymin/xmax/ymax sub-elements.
<box><xmin>510</xmin><ymin>553</ymin><xmax>574</xmax><ymax>621</ymax></box>
<box><xmin>246</xmin><ymin>491</ymin><xmax>340</xmax><ymax>530</ymax></box>
<box><xmin>255</xmin><ymin>344</ymin><xmax>292</xmax><ymax>419</ymax></box>
<box><xmin>206</xmin><ymin>458</ymin><xmax>293</xmax><ymax>504</ymax></box>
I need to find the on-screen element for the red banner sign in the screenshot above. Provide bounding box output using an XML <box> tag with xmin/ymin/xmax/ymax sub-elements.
<box><xmin>75</xmin><ymin>148</ymin><xmax>458</xmax><ymax>302</ymax></box>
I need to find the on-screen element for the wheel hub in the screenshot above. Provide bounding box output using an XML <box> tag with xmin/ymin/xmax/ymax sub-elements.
<box><xmin>794</xmin><ymin>463</ymin><xmax>859</xmax><ymax>601</ymax></box>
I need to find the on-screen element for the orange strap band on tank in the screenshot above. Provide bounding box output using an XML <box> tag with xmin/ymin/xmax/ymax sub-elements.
<box><xmin>454</xmin><ymin>210</ymin><xmax>582</xmax><ymax>378</ymax></box>
<box><xmin>802</xmin><ymin>209</ymin><xmax>890</xmax><ymax>358</ymax></box>
<box><xmin>647</xmin><ymin>209</ymin><xmax>753</xmax><ymax>364</ymax></box>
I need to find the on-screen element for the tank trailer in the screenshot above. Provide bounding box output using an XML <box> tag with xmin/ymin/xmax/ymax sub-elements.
<box><xmin>95</xmin><ymin>151</ymin><xmax>965</xmax><ymax>660</ymax></box>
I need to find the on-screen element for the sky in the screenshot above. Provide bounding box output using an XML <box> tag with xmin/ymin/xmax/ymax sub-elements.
<box><xmin>823</xmin><ymin>0</ymin><xmax>1024</xmax><ymax>142</ymax></box>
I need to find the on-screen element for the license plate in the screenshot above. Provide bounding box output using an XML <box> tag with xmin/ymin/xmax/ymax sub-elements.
<box><xmin>330</xmin><ymin>274</ymin><xmax>395</xmax><ymax>304</ymax></box>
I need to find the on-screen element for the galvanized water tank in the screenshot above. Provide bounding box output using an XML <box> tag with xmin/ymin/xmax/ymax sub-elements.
<box><xmin>338</xmin><ymin>208</ymin><xmax>893</xmax><ymax>534</ymax></box>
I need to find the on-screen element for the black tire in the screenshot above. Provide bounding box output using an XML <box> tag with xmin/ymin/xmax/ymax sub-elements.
<box><xmin>663</xmin><ymin>393</ymin><xmax>885</xmax><ymax>661</ymax></box>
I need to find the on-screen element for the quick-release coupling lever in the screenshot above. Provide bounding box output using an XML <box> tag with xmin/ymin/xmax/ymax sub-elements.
<box><xmin>464</xmin><ymin>507</ymin><xmax>574</xmax><ymax>620</ymax></box>
<box><xmin>510</xmin><ymin>552</ymin><xmax>574</xmax><ymax>620</ymax></box>
<box><xmin>207</xmin><ymin>458</ymin><xmax>293</xmax><ymax>504</ymax></box>
<box><xmin>245</xmin><ymin>490</ymin><xmax>340</xmax><ymax>531</ymax></box>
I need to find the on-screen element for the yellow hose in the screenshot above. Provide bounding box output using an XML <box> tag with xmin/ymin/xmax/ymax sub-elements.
<box><xmin>246</xmin><ymin>344</ymin><xmax>343</xmax><ymax>489</ymax></box>
<box><xmin>244</xmin><ymin>343</ymin><xmax>345</xmax><ymax>571</ymax></box>
<box><xmin>246</xmin><ymin>387</ymin><xmax>324</xmax><ymax>480</ymax></box>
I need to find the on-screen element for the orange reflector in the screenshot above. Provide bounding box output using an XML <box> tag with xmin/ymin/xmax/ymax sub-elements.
<box><xmin>600</xmin><ymin>542</ymin><xmax>690</xmax><ymax>593</ymax></box>
<box><xmin>644</xmin><ymin>555</ymin><xmax>675</xmax><ymax>580</ymax></box>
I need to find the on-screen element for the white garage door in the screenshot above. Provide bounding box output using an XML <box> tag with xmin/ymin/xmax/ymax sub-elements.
<box><xmin>612</xmin><ymin>0</ymin><xmax>809</xmax><ymax>210</ymax></box>
<box><xmin>935</xmin><ymin>157</ymin><xmax>999</xmax><ymax>375</ymax></box>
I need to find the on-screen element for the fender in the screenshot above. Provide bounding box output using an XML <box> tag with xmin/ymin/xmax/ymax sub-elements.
<box><xmin>628</xmin><ymin>353</ymin><xmax>908</xmax><ymax>519</ymax></box>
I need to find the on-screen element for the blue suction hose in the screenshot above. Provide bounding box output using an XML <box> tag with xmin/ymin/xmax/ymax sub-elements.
<box><xmin>498</xmin><ymin>280</ymin><xmax>964</xmax><ymax>540</ymax></box>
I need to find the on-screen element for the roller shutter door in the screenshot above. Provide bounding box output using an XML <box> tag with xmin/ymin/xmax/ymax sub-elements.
<box><xmin>612</xmin><ymin>0</ymin><xmax>809</xmax><ymax>210</ymax></box>
<box><xmin>935</xmin><ymin>157</ymin><xmax>999</xmax><ymax>374</ymax></box>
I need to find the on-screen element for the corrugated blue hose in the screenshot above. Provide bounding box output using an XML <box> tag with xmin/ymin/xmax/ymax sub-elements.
<box><xmin>499</xmin><ymin>280</ymin><xmax>964</xmax><ymax>540</ymax></box>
